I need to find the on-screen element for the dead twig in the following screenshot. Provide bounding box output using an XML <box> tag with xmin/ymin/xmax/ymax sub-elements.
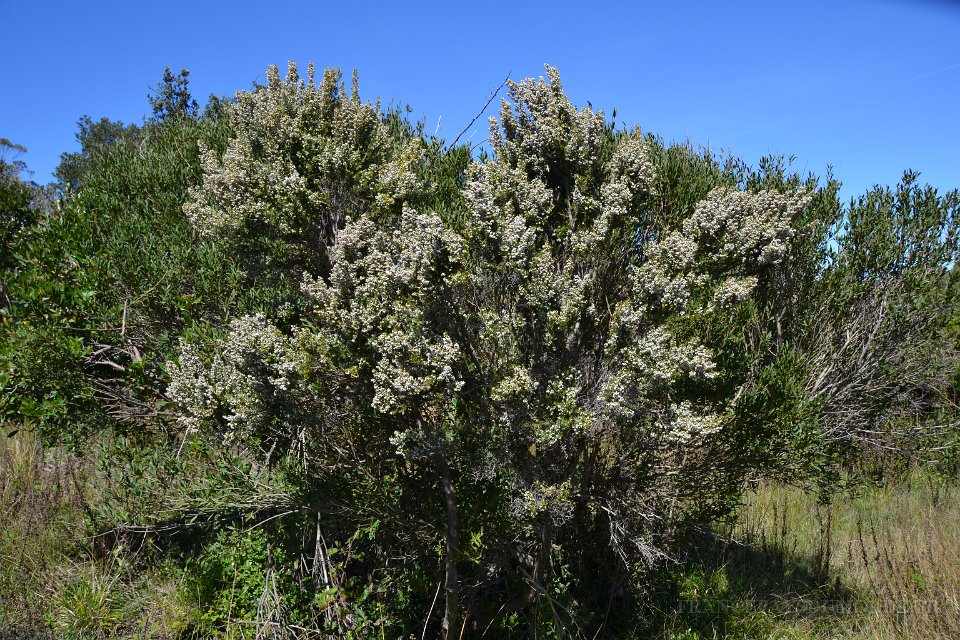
<box><xmin>450</xmin><ymin>72</ymin><xmax>510</xmax><ymax>148</ymax></box>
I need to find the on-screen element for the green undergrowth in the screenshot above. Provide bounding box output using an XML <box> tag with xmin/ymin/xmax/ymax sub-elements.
<box><xmin>4</xmin><ymin>428</ymin><xmax>958</xmax><ymax>639</ymax></box>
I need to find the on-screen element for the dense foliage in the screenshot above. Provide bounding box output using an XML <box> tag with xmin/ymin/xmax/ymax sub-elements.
<box><xmin>1</xmin><ymin>63</ymin><xmax>957</xmax><ymax>638</ymax></box>
<box><xmin>0</xmin><ymin>139</ymin><xmax>37</xmax><ymax>270</ymax></box>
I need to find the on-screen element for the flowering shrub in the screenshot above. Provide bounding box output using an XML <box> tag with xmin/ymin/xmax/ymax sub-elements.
<box><xmin>168</xmin><ymin>63</ymin><xmax>819</xmax><ymax>635</ymax></box>
<box><xmin>5</xmin><ymin>61</ymin><xmax>955</xmax><ymax>638</ymax></box>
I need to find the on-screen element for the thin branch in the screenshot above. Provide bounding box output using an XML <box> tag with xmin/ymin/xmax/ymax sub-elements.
<box><xmin>422</xmin><ymin>579</ymin><xmax>442</xmax><ymax>640</ymax></box>
<box><xmin>450</xmin><ymin>72</ymin><xmax>511</xmax><ymax>148</ymax></box>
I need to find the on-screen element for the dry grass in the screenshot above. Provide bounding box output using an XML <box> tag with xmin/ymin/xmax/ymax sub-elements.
<box><xmin>727</xmin><ymin>475</ymin><xmax>960</xmax><ymax>639</ymax></box>
<box><xmin>0</xmin><ymin>431</ymin><xmax>90</xmax><ymax>633</ymax></box>
<box><xmin>0</xmin><ymin>432</ymin><xmax>196</xmax><ymax>639</ymax></box>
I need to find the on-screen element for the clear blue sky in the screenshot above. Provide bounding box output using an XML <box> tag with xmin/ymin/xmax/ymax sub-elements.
<box><xmin>3</xmin><ymin>0</ymin><xmax>958</xmax><ymax>201</ymax></box>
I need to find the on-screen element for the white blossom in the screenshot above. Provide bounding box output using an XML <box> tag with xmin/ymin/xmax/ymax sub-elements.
<box><xmin>183</xmin><ymin>62</ymin><xmax>421</xmax><ymax>241</ymax></box>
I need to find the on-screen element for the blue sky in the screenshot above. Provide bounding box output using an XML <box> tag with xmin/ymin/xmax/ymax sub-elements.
<box><xmin>2</xmin><ymin>0</ymin><xmax>958</xmax><ymax>201</ymax></box>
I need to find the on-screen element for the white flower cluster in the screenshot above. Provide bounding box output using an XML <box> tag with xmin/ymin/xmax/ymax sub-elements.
<box><xmin>632</xmin><ymin>187</ymin><xmax>809</xmax><ymax>313</ymax></box>
<box><xmin>534</xmin><ymin>373</ymin><xmax>592</xmax><ymax>448</ymax></box>
<box><xmin>514</xmin><ymin>480</ymin><xmax>574</xmax><ymax>527</ymax></box>
<box><xmin>166</xmin><ymin>345</ymin><xmax>215</xmax><ymax>434</ymax></box>
<box><xmin>302</xmin><ymin>206</ymin><xmax>466</xmax><ymax>414</ymax></box>
<box><xmin>464</xmin><ymin>66</ymin><xmax>657</xmax><ymax>341</ymax></box>
<box><xmin>491</xmin><ymin>66</ymin><xmax>606</xmax><ymax>178</ymax></box>
<box><xmin>184</xmin><ymin>62</ymin><xmax>422</xmax><ymax>241</ymax></box>
<box><xmin>167</xmin><ymin>313</ymin><xmax>303</xmax><ymax>440</ymax></box>
<box><xmin>713</xmin><ymin>275</ymin><xmax>759</xmax><ymax>307</ymax></box>
<box><xmin>491</xmin><ymin>365</ymin><xmax>535</xmax><ymax>405</ymax></box>
<box><xmin>682</xmin><ymin>187</ymin><xmax>810</xmax><ymax>266</ymax></box>
<box><xmin>371</xmin><ymin>330</ymin><xmax>463</xmax><ymax>414</ymax></box>
<box><xmin>601</xmin><ymin>327</ymin><xmax>718</xmax><ymax>421</ymax></box>
<box><xmin>594</xmin><ymin>184</ymin><xmax>809</xmax><ymax>444</ymax></box>
<box><xmin>662</xmin><ymin>401</ymin><xmax>723</xmax><ymax>444</ymax></box>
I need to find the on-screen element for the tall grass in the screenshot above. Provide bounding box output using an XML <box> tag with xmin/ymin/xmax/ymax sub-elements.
<box><xmin>652</xmin><ymin>474</ymin><xmax>959</xmax><ymax>639</ymax></box>
<box><xmin>0</xmin><ymin>433</ymin><xmax>196</xmax><ymax>639</ymax></box>
<box><xmin>0</xmin><ymin>431</ymin><xmax>88</xmax><ymax>633</ymax></box>
<box><xmin>643</xmin><ymin>472</ymin><xmax>960</xmax><ymax>639</ymax></box>
<box><xmin>731</xmin><ymin>475</ymin><xmax>960</xmax><ymax>639</ymax></box>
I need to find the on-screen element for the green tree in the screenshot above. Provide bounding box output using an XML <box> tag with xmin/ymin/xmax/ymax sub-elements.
<box><xmin>0</xmin><ymin>93</ymin><xmax>241</xmax><ymax>444</ymax></box>
<box><xmin>149</xmin><ymin>67</ymin><xmax>198</xmax><ymax>123</ymax></box>
<box><xmin>54</xmin><ymin>116</ymin><xmax>141</xmax><ymax>190</ymax></box>
<box><xmin>0</xmin><ymin>139</ymin><xmax>36</xmax><ymax>268</ymax></box>
<box><xmin>783</xmin><ymin>172</ymin><xmax>959</xmax><ymax>480</ymax></box>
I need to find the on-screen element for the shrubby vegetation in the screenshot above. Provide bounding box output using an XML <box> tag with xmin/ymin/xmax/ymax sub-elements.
<box><xmin>0</xmin><ymin>63</ymin><xmax>957</xmax><ymax>638</ymax></box>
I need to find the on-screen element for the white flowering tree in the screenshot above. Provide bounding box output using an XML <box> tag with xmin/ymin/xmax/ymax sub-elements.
<box><xmin>169</xmin><ymin>63</ymin><xmax>811</xmax><ymax>635</ymax></box>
